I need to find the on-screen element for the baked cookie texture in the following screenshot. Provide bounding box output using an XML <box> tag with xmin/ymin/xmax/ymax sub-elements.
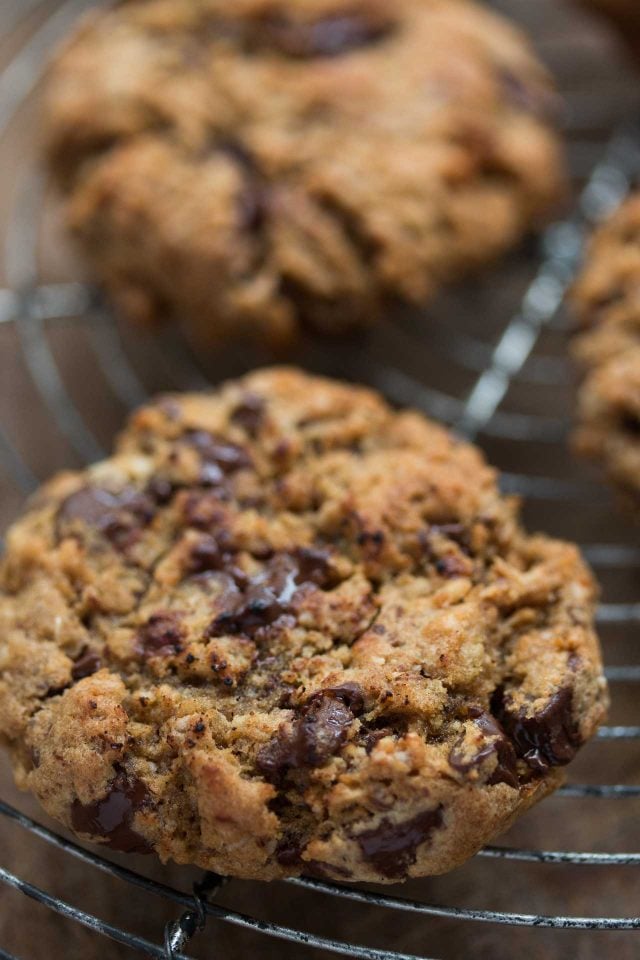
<box><xmin>577</xmin><ymin>0</ymin><xmax>640</xmax><ymax>58</ymax></box>
<box><xmin>0</xmin><ymin>369</ymin><xmax>606</xmax><ymax>883</ymax></box>
<box><xmin>571</xmin><ymin>194</ymin><xmax>640</xmax><ymax>503</ymax></box>
<box><xmin>45</xmin><ymin>0</ymin><xmax>566</xmax><ymax>345</ymax></box>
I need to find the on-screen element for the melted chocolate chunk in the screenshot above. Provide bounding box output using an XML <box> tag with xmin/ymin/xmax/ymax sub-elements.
<box><xmin>209</xmin><ymin>554</ymin><xmax>297</xmax><ymax>637</ymax></box>
<box><xmin>146</xmin><ymin>477</ymin><xmax>174</xmax><ymax>504</ymax></box>
<box><xmin>71</xmin><ymin>771</ymin><xmax>151</xmax><ymax>854</ymax></box>
<box><xmin>186</xmin><ymin>533</ymin><xmax>244</xmax><ymax>580</ymax></box>
<box><xmin>185</xmin><ymin>430</ymin><xmax>252</xmax><ymax>485</ymax></box>
<box><xmin>230</xmin><ymin>393</ymin><xmax>265</xmax><ymax>436</ymax></box>
<box><xmin>136</xmin><ymin>612</ymin><xmax>184</xmax><ymax>658</ymax></box>
<box><xmin>449</xmin><ymin>710</ymin><xmax>518</xmax><ymax>789</ymax></box>
<box><xmin>257</xmin><ymin>12</ymin><xmax>392</xmax><ymax>58</ymax></box>
<box><xmin>58</xmin><ymin>486</ymin><xmax>156</xmax><ymax>550</ymax></box>
<box><xmin>356</xmin><ymin>806</ymin><xmax>443</xmax><ymax>880</ymax></box>
<box><xmin>71</xmin><ymin>648</ymin><xmax>102</xmax><ymax>681</ymax></box>
<box><xmin>183</xmin><ymin>491</ymin><xmax>230</xmax><ymax>530</ymax></box>
<box><xmin>275</xmin><ymin>836</ymin><xmax>304</xmax><ymax>867</ymax></box>
<box><xmin>257</xmin><ymin>685</ymin><xmax>365</xmax><ymax>781</ymax></box>
<box><xmin>294</xmin><ymin>547</ymin><xmax>341</xmax><ymax>589</ymax></box>
<box><xmin>492</xmin><ymin>686</ymin><xmax>581</xmax><ymax>773</ymax></box>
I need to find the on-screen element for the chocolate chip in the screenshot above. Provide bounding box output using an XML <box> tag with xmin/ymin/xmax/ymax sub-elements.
<box><xmin>186</xmin><ymin>535</ymin><xmax>228</xmax><ymax>575</ymax></box>
<box><xmin>257</xmin><ymin>12</ymin><xmax>392</xmax><ymax>58</ymax></box>
<box><xmin>492</xmin><ymin>686</ymin><xmax>581</xmax><ymax>774</ymax></box>
<box><xmin>230</xmin><ymin>393</ymin><xmax>265</xmax><ymax>436</ymax></box>
<box><xmin>275</xmin><ymin>837</ymin><xmax>304</xmax><ymax>867</ymax></box>
<box><xmin>185</xmin><ymin>430</ymin><xmax>252</xmax><ymax>486</ymax></box>
<box><xmin>71</xmin><ymin>771</ymin><xmax>151</xmax><ymax>854</ymax></box>
<box><xmin>146</xmin><ymin>477</ymin><xmax>174</xmax><ymax>504</ymax></box>
<box><xmin>209</xmin><ymin>556</ymin><xmax>295</xmax><ymax>637</ymax></box>
<box><xmin>356</xmin><ymin>806</ymin><xmax>444</xmax><ymax>879</ymax></box>
<box><xmin>183</xmin><ymin>492</ymin><xmax>230</xmax><ymax>529</ymax></box>
<box><xmin>449</xmin><ymin>709</ymin><xmax>518</xmax><ymax>789</ymax></box>
<box><xmin>58</xmin><ymin>486</ymin><xmax>156</xmax><ymax>550</ymax></box>
<box><xmin>293</xmin><ymin>547</ymin><xmax>341</xmax><ymax>589</ymax></box>
<box><xmin>136</xmin><ymin>612</ymin><xmax>184</xmax><ymax>658</ymax></box>
<box><xmin>206</xmin><ymin>547</ymin><xmax>342</xmax><ymax>639</ymax></box>
<box><xmin>257</xmin><ymin>685</ymin><xmax>365</xmax><ymax>781</ymax></box>
<box><xmin>71</xmin><ymin>648</ymin><xmax>102</xmax><ymax>681</ymax></box>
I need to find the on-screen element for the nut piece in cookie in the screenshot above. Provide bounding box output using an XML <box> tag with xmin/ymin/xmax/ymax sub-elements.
<box><xmin>0</xmin><ymin>367</ymin><xmax>607</xmax><ymax>883</ymax></box>
<box><xmin>45</xmin><ymin>0</ymin><xmax>565</xmax><ymax>345</ymax></box>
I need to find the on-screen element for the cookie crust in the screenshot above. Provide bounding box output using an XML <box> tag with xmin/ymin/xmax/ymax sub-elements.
<box><xmin>0</xmin><ymin>368</ymin><xmax>606</xmax><ymax>882</ymax></box>
<box><xmin>45</xmin><ymin>0</ymin><xmax>565</xmax><ymax>344</ymax></box>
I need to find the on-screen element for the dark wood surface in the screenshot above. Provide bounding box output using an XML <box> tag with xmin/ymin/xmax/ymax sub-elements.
<box><xmin>1</xmin><ymin>2</ymin><xmax>640</xmax><ymax>958</ymax></box>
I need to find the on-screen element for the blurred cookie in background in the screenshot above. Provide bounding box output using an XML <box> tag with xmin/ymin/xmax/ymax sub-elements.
<box><xmin>45</xmin><ymin>0</ymin><xmax>566</xmax><ymax>348</ymax></box>
<box><xmin>571</xmin><ymin>194</ymin><xmax>640</xmax><ymax>505</ymax></box>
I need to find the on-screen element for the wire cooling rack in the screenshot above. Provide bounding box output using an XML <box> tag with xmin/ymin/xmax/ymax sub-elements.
<box><xmin>2</xmin><ymin>2</ymin><xmax>640</xmax><ymax>958</ymax></box>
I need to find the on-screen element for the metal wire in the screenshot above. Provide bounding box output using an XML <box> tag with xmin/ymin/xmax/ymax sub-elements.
<box><xmin>1</xmin><ymin>1</ymin><xmax>640</xmax><ymax>959</ymax></box>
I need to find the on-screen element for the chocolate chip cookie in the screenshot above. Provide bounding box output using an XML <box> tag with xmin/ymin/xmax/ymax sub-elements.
<box><xmin>45</xmin><ymin>0</ymin><xmax>565</xmax><ymax>345</ymax></box>
<box><xmin>577</xmin><ymin>0</ymin><xmax>640</xmax><ymax>58</ymax></box>
<box><xmin>0</xmin><ymin>368</ymin><xmax>606</xmax><ymax>882</ymax></box>
<box><xmin>571</xmin><ymin>194</ymin><xmax>640</xmax><ymax>504</ymax></box>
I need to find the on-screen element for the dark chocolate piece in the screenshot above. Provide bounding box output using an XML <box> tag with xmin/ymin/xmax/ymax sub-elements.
<box><xmin>71</xmin><ymin>649</ymin><xmax>102</xmax><ymax>681</ymax></box>
<box><xmin>449</xmin><ymin>709</ymin><xmax>518</xmax><ymax>789</ymax></box>
<box><xmin>257</xmin><ymin>685</ymin><xmax>365</xmax><ymax>781</ymax></box>
<box><xmin>71</xmin><ymin>771</ymin><xmax>151</xmax><ymax>854</ymax></box>
<box><xmin>136</xmin><ymin>612</ymin><xmax>184</xmax><ymax>657</ymax></box>
<box><xmin>230</xmin><ymin>393</ymin><xmax>265</xmax><ymax>436</ymax></box>
<box><xmin>356</xmin><ymin>806</ymin><xmax>443</xmax><ymax>879</ymax></box>
<box><xmin>185</xmin><ymin>430</ymin><xmax>252</xmax><ymax>485</ymax></box>
<box><xmin>208</xmin><ymin>549</ymin><xmax>339</xmax><ymax>638</ymax></box>
<box><xmin>492</xmin><ymin>686</ymin><xmax>581</xmax><ymax>773</ymax></box>
<box><xmin>58</xmin><ymin>486</ymin><xmax>156</xmax><ymax>550</ymax></box>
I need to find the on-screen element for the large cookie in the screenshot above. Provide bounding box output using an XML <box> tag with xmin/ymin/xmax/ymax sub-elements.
<box><xmin>571</xmin><ymin>194</ymin><xmax>640</xmax><ymax>504</ymax></box>
<box><xmin>0</xmin><ymin>368</ymin><xmax>606</xmax><ymax>882</ymax></box>
<box><xmin>45</xmin><ymin>0</ymin><xmax>565</xmax><ymax>345</ymax></box>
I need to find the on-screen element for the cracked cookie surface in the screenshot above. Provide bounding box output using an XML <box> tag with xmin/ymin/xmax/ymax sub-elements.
<box><xmin>46</xmin><ymin>0</ymin><xmax>565</xmax><ymax>345</ymax></box>
<box><xmin>0</xmin><ymin>368</ymin><xmax>606</xmax><ymax>882</ymax></box>
<box><xmin>571</xmin><ymin>194</ymin><xmax>640</xmax><ymax>505</ymax></box>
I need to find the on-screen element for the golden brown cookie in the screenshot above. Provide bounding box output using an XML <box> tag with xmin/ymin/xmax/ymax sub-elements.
<box><xmin>0</xmin><ymin>369</ymin><xmax>606</xmax><ymax>882</ymax></box>
<box><xmin>45</xmin><ymin>0</ymin><xmax>565</xmax><ymax>345</ymax></box>
<box><xmin>571</xmin><ymin>194</ymin><xmax>640</xmax><ymax>503</ymax></box>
